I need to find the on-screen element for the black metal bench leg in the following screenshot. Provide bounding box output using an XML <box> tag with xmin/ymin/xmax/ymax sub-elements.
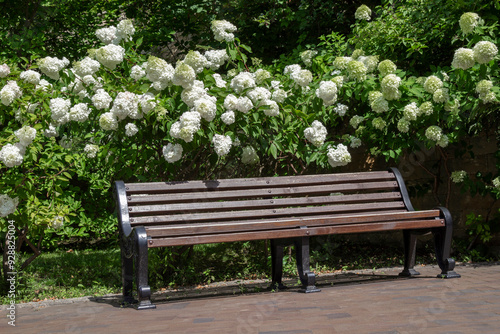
<box><xmin>433</xmin><ymin>207</ymin><xmax>461</xmax><ymax>279</ymax></box>
<box><xmin>120</xmin><ymin>238</ymin><xmax>135</xmax><ymax>305</ymax></box>
<box><xmin>294</xmin><ymin>236</ymin><xmax>320</xmax><ymax>293</ymax></box>
<box><xmin>399</xmin><ymin>230</ymin><xmax>420</xmax><ymax>277</ymax></box>
<box><xmin>134</xmin><ymin>227</ymin><xmax>156</xmax><ymax>309</ymax></box>
<box><xmin>270</xmin><ymin>239</ymin><xmax>287</xmax><ymax>290</ymax></box>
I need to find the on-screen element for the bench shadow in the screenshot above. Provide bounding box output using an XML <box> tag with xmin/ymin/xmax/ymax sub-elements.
<box><xmin>89</xmin><ymin>271</ymin><xmax>434</xmax><ymax>309</ymax></box>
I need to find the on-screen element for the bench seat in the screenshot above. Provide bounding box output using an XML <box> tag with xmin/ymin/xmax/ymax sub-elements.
<box><xmin>114</xmin><ymin>167</ymin><xmax>460</xmax><ymax>310</ymax></box>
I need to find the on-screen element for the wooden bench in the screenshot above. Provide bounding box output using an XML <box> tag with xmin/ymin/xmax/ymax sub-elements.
<box><xmin>114</xmin><ymin>167</ymin><xmax>460</xmax><ymax>310</ymax></box>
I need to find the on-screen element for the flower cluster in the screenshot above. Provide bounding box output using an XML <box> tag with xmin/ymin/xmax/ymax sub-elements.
<box><xmin>347</xmin><ymin>60</ymin><xmax>367</xmax><ymax>82</ymax></box>
<box><xmin>0</xmin><ymin>64</ymin><xmax>10</xmax><ymax>77</ymax></box>
<box><xmin>170</xmin><ymin>111</ymin><xmax>202</xmax><ymax>143</ymax></box>
<box><xmin>205</xmin><ymin>50</ymin><xmax>229</xmax><ymax>70</ymax></box>
<box><xmin>304</xmin><ymin>120</ymin><xmax>328</xmax><ymax>147</ymax></box>
<box><xmin>333</xmin><ymin>103</ymin><xmax>348</xmax><ymax>116</ymax></box>
<box><xmin>211</xmin><ymin>20</ymin><xmax>237</xmax><ymax>42</ymax></box>
<box><xmin>316</xmin><ymin>81</ymin><xmax>337</xmax><ymax>106</ymax></box>
<box><xmin>163</xmin><ymin>143</ymin><xmax>183</xmax><ymax>163</ymax></box>
<box><xmin>451</xmin><ymin>170</ymin><xmax>467</xmax><ymax>183</ymax></box>
<box><xmin>380</xmin><ymin>74</ymin><xmax>401</xmax><ymax>100</ymax></box>
<box><xmin>20</xmin><ymin>70</ymin><xmax>41</xmax><ymax>85</ymax></box>
<box><xmin>333</xmin><ymin>57</ymin><xmax>352</xmax><ymax>70</ymax></box>
<box><xmin>327</xmin><ymin>144</ymin><xmax>351</xmax><ymax>168</ymax></box>
<box><xmin>355</xmin><ymin>5</ymin><xmax>372</xmax><ymax>21</ymax></box>
<box><xmin>0</xmin><ymin>194</ymin><xmax>19</xmax><ymax>217</ymax></box>
<box><xmin>473</xmin><ymin>41</ymin><xmax>498</xmax><ymax>64</ymax></box>
<box><xmin>125</xmin><ymin>123</ymin><xmax>139</xmax><ymax>137</ymax></box>
<box><xmin>372</xmin><ymin>117</ymin><xmax>386</xmax><ymax>130</ymax></box>
<box><xmin>0</xmin><ymin>144</ymin><xmax>24</xmax><ymax>167</ymax></box>
<box><xmin>96</xmin><ymin>19</ymin><xmax>135</xmax><ymax>45</ymax></box>
<box><xmin>378</xmin><ymin>60</ymin><xmax>397</xmax><ymax>77</ymax></box>
<box><xmin>423</xmin><ymin>75</ymin><xmax>443</xmax><ymax>94</ymax></box>
<box><xmin>212</xmin><ymin>134</ymin><xmax>232</xmax><ymax>156</ymax></box>
<box><xmin>476</xmin><ymin>80</ymin><xmax>497</xmax><ymax>103</ymax></box>
<box><xmin>1</xmin><ymin>81</ymin><xmax>22</xmax><ymax>106</ymax></box>
<box><xmin>241</xmin><ymin>146</ymin><xmax>259</xmax><ymax>164</ymax></box>
<box><xmin>96</xmin><ymin>44</ymin><xmax>125</xmax><ymax>70</ymax></box>
<box><xmin>300</xmin><ymin>50</ymin><xmax>318</xmax><ymax>67</ymax></box>
<box><xmin>425</xmin><ymin>125</ymin><xmax>448</xmax><ymax>147</ymax></box>
<box><xmin>403</xmin><ymin>102</ymin><xmax>419</xmax><ymax>121</ymax></box>
<box><xmin>38</xmin><ymin>56</ymin><xmax>70</xmax><ymax>80</ymax></box>
<box><xmin>459</xmin><ymin>12</ymin><xmax>480</xmax><ymax>35</ymax></box>
<box><xmin>493</xmin><ymin>177</ymin><xmax>500</xmax><ymax>190</ymax></box>
<box><xmin>84</xmin><ymin>144</ymin><xmax>99</xmax><ymax>158</ymax></box>
<box><xmin>368</xmin><ymin>91</ymin><xmax>389</xmax><ymax>113</ymax></box>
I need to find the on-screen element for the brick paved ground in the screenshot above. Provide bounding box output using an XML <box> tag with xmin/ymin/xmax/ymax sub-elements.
<box><xmin>2</xmin><ymin>263</ymin><xmax>500</xmax><ymax>334</ymax></box>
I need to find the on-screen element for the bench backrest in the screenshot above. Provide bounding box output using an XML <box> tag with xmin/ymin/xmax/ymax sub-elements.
<box><xmin>115</xmin><ymin>168</ymin><xmax>443</xmax><ymax>247</ymax></box>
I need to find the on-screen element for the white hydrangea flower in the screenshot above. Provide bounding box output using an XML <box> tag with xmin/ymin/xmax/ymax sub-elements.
<box><xmin>284</xmin><ymin>64</ymin><xmax>302</xmax><ymax>76</ymax></box>
<box><xmin>125</xmin><ymin>123</ymin><xmax>139</xmax><ymax>137</ymax></box>
<box><xmin>163</xmin><ymin>143</ymin><xmax>183</xmax><ymax>163</ymax></box>
<box><xmin>96</xmin><ymin>26</ymin><xmax>118</xmax><ymax>45</ymax></box>
<box><xmin>183</xmin><ymin>50</ymin><xmax>209</xmax><ymax>74</ymax></box>
<box><xmin>493</xmin><ymin>177</ymin><xmax>500</xmax><ymax>189</ymax></box>
<box><xmin>304</xmin><ymin>120</ymin><xmax>328</xmax><ymax>147</ymax></box>
<box><xmin>59</xmin><ymin>135</ymin><xmax>72</xmax><ymax>149</ymax></box>
<box><xmin>479</xmin><ymin>91</ymin><xmax>497</xmax><ymax>103</ymax></box>
<box><xmin>92</xmin><ymin>89</ymin><xmax>113</xmax><ymax>110</ymax></box>
<box><xmin>0</xmin><ymin>144</ymin><xmax>24</xmax><ymax>167</ymax></box>
<box><xmin>116</xmin><ymin>19</ymin><xmax>135</xmax><ymax>42</ymax></box>
<box><xmin>144</xmin><ymin>56</ymin><xmax>175</xmax><ymax>87</ymax></box>
<box><xmin>15</xmin><ymin>126</ymin><xmax>37</xmax><ymax>146</ymax></box>
<box><xmin>0</xmin><ymin>194</ymin><xmax>19</xmax><ymax>217</ymax></box>
<box><xmin>212</xmin><ymin>73</ymin><xmax>227</xmax><ymax>88</ymax></box>
<box><xmin>327</xmin><ymin>144</ymin><xmax>351</xmax><ymax>168</ymax></box>
<box><xmin>346</xmin><ymin>60</ymin><xmax>367</xmax><ymax>82</ymax></box>
<box><xmin>369</xmin><ymin>91</ymin><xmax>389</xmax><ymax>113</ymax></box>
<box><xmin>350</xmin><ymin>115</ymin><xmax>364</xmax><ymax>129</ymax></box>
<box><xmin>433</xmin><ymin>88</ymin><xmax>449</xmax><ymax>104</ymax></box>
<box><xmin>50</xmin><ymin>215</ymin><xmax>64</xmax><ymax>230</ymax></box>
<box><xmin>241</xmin><ymin>146</ymin><xmax>259</xmax><ymax>164</ymax></box>
<box><xmin>352</xmin><ymin>48</ymin><xmax>364</xmax><ymax>59</ymax></box>
<box><xmin>316</xmin><ymin>81</ymin><xmax>337</xmax><ymax>105</ymax></box>
<box><xmin>300</xmin><ymin>50</ymin><xmax>318</xmax><ymax>67</ymax></box>
<box><xmin>38</xmin><ymin>56</ymin><xmax>69</xmax><ymax>80</ymax></box>
<box><xmin>355</xmin><ymin>5</ymin><xmax>372</xmax><ymax>21</ymax></box>
<box><xmin>138</xmin><ymin>93</ymin><xmax>156</xmax><ymax>113</ymax></box>
<box><xmin>181</xmin><ymin>81</ymin><xmax>209</xmax><ymax>107</ymax></box>
<box><xmin>459</xmin><ymin>12</ymin><xmax>480</xmax><ymax>35</ymax></box>
<box><xmin>350</xmin><ymin>137</ymin><xmax>362</xmax><ymax>148</ymax></box>
<box><xmin>1</xmin><ymin>81</ymin><xmax>22</xmax><ymax>106</ymax></box>
<box><xmin>0</xmin><ymin>64</ymin><xmax>10</xmax><ymax>78</ymax></box>
<box><xmin>95</xmin><ymin>44</ymin><xmax>125</xmax><ymax>69</ymax></box>
<box><xmin>224</xmin><ymin>94</ymin><xmax>239</xmax><ymax>110</ymax></box>
<box><xmin>50</xmin><ymin>97</ymin><xmax>71</xmax><ymax>124</ymax></box>
<box><xmin>44</xmin><ymin>124</ymin><xmax>58</xmax><ymax>138</ymax></box>
<box><xmin>99</xmin><ymin>112</ymin><xmax>119</xmax><ymax>131</ymax></box>
<box><xmin>333</xmin><ymin>103</ymin><xmax>348</xmax><ymax>116</ymax></box>
<box><xmin>212</xmin><ymin>134</ymin><xmax>232</xmax><ymax>156</ymax></box>
<box><xmin>69</xmin><ymin>103</ymin><xmax>90</xmax><ymax>122</ymax></box>
<box><xmin>130</xmin><ymin>65</ymin><xmax>146</xmax><ymax>80</ymax></box>
<box><xmin>423</xmin><ymin>75</ymin><xmax>443</xmax><ymax>94</ymax></box>
<box><xmin>271</xmin><ymin>89</ymin><xmax>287</xmax><ymax>103</ymax></box>
<box><xmin>291</xmin><ymin>69</ymin><xmax>313</xmax><ymax>87</ymax></box>
<box><xmin>372</xmin><ymin>117</ymin><xmax>387</xmax><ymax>130</ymax></box>
<box><xmin>247</xmin><ymin>87</ymin><xmax>272</xmax><ymax>106</ymax></box>
<box><xmin>473</xmin><ymin>41</ymin><xmax>498</xmax><ymax>64</ymax></box>
<box><xmin>84</xmin><ymin>144</ymin><xmax>99</xmax><ymax>158</ymax></box>
<box><xmin>172</xmin><ymin>61</ymin><xmax>196</xmax><ymax>88</ymax></box>
<box><xmin>445</xmin><ymin>98</ymin><xmax>460</xmax><ymax>113</ymax></box>
<box><xmin>262</xmin><ymin>100</ymin><xmax>280</xmax><ymax>116</ymax></box>
<box><xmin>211</xmin><ymin>20</ymin><xmax>237</xmax><ymax>42</ymax></box>
<box><xmin>205</xmin><ymin>49</ymin><xmax>229</xmax><ymax>70</ymax></box>
<box><xmin>254</xmin><ymin>69</ymin><xmax>271</xmax><ymax>84</ymax></box>
<box><xmin>221</xmin><ymin>110</ymin><xmax>235</xmax><ymax>125</ymax></box>
<box><xmin>230</xmin><ymin>72</ymin><xmax>256</xmax><ymax>94</ymax></box>
<box><xmin>194</xmin><ymin>97</ymin><xmax>217</xmax><ymax>122</ymax></box>
<box><xmin>236</xmin><ymin>96</ymin><xmax>254</xmax><ymax>113</ymax></box>
<box><xmin>359</xmin><ymin>55</ymin><xmax>378</xmax><ymax>73</ymax></box>
<box><xmin>170</xmin><ymin>111</ymin><xmax>201</xmax><ymax>143</ymax></box>
<box><xmin>476</xmin><ymin>80</ymin><xmax>493</xmax><ymax>94</ymax></box>
<box><xmin>451</xmin><ymin>48</ymin><xmax>475</xmax><ymax>70</ymax></box>
<box><xmin>378</xmin><ymin>60</ymin><xmax>397</xmax><ymax>77</ymax></box>
<box><xmin>403</xmin><ymin>102</ymin><xmax>420</xmax><ymax>121</ymax></box>
<box><xmin>111</xmin><ymin>91</ymin><xmax>139</xmax><ymax>120</ymax></box>
<box><xmin>333</xmin><ymin>57</ymin><xmax>352</xmax><ymax>70</ymax></box>
<box><xmin>20</xmin><ymin>70</ymin><xmax>41</xmax><ymax>85</ymax></box>
<box><xmin>437</xmin><ymin>135</ymin><xmax>449</xmax><ymax>148</ymax></box>
<box><xmin>451</xmin><ymin>170</ymin><xmax>467</xmax><ymax>183</ymax></box>
<box><xmin>381</xmin><ymin>74</ymin><xmax>402</xmax><ymax>100</ymax></box>
<box><xmin>36</xmin><ymin>79</ymin><xmax>52</xmax><ymax>91</ymax></box>
<box><xmin>397</xmin><ymin>118</ymin><xmax>410</xmax><ymax>133</ymax></box>
<box><xmin>419</xmin><ymin>101</ymin><xmax>434</xmax><ymax>116</ymax></box>
<box><xmin>425</xmin><ymin>125</ymin><xmax>443</xmax><ymax>142</ymax></box>
<box><xmin>72</xmin><ymin>57</ymin><xmax>101</xmax><ymax>77</ymax></box>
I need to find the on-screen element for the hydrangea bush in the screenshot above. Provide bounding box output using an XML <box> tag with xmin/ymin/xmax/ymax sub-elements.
<box><xmin>1</xmin><ymin>6</ymin><xmax>499</xmax><ymax>264</ymax></box>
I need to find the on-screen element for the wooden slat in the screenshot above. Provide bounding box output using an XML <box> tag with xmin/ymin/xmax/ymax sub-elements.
<box><xmin>127</xmin><ymin>181</ymin><xmax>399</xmax><ymax>205</ymax></box>
<box><xmin>148</xmin><ymin>219</ymin><xmax>444</xmax><ymax>247</ymax></box>
<box><xmin>131</xmin><ymin>201</ymin><xmax>406</xmax><ymax>225</ymax></box>
<box><xmin>145</xmin><ymin>210</ymin><xmax>442</xmax><ymax>237</ymax></box>
<box><xmin>124</xmin><ymin>171</ymin><xmax>396</xmax><ymax>194</ymax></box>
<box><xmin>127</xmin><ymin>190</ymin><xmax>402</xmax><ymax>207</ymax></box>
